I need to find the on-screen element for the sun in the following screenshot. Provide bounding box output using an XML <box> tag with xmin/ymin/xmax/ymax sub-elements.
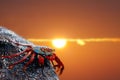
<box><xmin>52</xmin><ymin>39</ymin><xmax>67</xmax><ymax>48</ymax></box>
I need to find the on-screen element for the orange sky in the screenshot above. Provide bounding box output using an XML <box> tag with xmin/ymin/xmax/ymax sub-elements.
<box><xmin>0</xmin><ymin>0</ymin><xmax>120</xmax><ymax>80</ymax></box>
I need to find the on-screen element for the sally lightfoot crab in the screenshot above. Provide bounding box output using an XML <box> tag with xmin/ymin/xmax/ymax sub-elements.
<box><xmin>1</xmin><ymin>39</ymin><xmax>64</xmax><ymax>75</ymax></box>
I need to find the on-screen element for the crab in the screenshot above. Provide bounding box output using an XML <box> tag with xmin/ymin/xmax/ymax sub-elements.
<box><xmin>1</xmin><ymin>39</ymin><xmax>64</xmax><ymax>75</ymax></box>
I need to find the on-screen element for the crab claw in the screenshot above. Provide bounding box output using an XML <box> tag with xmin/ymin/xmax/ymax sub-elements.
<box><xmin>54</xmin><ymin>64</ymin><xmax>64</xmax><ymax>75</ymax></box>
<box><xmin>46</xmin><ymin>53</ymin><xmax>64</xmax><ymax>75</ymax></box>
<box><xmin>54</xmin><ymin>54</ymin><xmax>64</xmax><ymax>75</ymax></box>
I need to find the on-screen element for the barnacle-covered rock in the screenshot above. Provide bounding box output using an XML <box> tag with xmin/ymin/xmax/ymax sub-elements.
<box><xmin>0</xmin><ymin>27</ymin><xmax>59</xmax><ymax>80</ymax></box>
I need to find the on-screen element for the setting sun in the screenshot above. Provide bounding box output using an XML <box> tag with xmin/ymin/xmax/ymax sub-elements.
<box><xmin>52</xmin><ymin>39</ymin><xmax>67</xmax><ymax>48</ymax></box>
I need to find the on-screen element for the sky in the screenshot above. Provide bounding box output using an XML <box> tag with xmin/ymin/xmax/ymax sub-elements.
<box><xmin>0</xmin><ymin>0</ymin><xmax>120</xmax><ymax>80</ymax></box>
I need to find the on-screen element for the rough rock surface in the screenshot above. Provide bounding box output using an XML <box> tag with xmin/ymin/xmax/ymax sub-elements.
<box><xmin>0</xmin><ymin>27</ymin><xmax>59</xmax><ymax>80</ymax></box>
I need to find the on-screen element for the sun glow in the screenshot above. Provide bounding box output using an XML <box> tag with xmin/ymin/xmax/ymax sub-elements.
<box><xmin>77</xmin><ymin>40</ymin><xmax>86</xmax><ymax>46</ymax></box>
<box><xmin>28</xmin><ymin>38</ymin><xmax>120</xmax><ymax>48</ymax></box>
<box><xmin>52</xmin><ymin>39</ymin><xmax>67</xmax><ymax>48</ymax></box>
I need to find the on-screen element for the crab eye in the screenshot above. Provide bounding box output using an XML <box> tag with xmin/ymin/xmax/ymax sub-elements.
<box><xmin>47</xmin><ymin>48</ymin><xmax>52</xmax><ymax>52</ymax></box>
<box><xmin>41</xmin><ymin>48</ymin><xmax>45</xmax><ymax>52</ymax></box>
<box><xmin>47</xmin><ymin>48</ymin><xmax>55</xmax><ymax>52</ymax></box>
<box><xmin>52</xmin><ymin>49</ymin><xmax>55</xmax><ymax>52</ymax></box>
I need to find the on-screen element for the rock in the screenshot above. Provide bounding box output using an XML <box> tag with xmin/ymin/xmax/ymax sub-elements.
<box><xmin>0</xmin><ymin>27</ymin><xmax>59</xmax><ymax>80</ymax></box>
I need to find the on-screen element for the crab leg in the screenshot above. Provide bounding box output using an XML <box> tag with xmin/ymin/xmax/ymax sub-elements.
<box><xmin>38</xmin><ymin>55</ymin><xmax>45</xmax><ymax>66</ymax></box>
<box><xmin>8</xmin><ymin>38</ymin><xmax>32</xmax><ymax>47</ymax></box>
<box><xmin>45</xmin><ymin>55</ymin><xmax>55</xmax><ymax>67</ymax></box>
<box><xmin>9</xmin><ymin>51</ymin><xmax>32</xmax><ymax>69</ymax></box>
<box><xmin>51</xmin><ymin>60</ymin><xmax>55</xmax><ymax>68</ymax></box>
<box><xmin>23</xmin><ymin>53</ymin><xmax>36</xmax><ymax>70</ymax></box>
<box><xmin>1</xmin><ymin>49</ymin><xmax>27</xmax><ymax>59</ymax></box>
